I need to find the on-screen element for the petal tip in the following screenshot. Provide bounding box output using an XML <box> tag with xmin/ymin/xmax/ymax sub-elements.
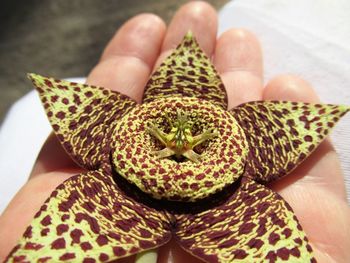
<box><xmin>185</xmin><ymin>30</ymin><xmax>194</xmax><ymax>38</ymax></box>
<box><xmin>340</xmin><ymin>104</ymin><xmax>350</xmax><ymax>113</ymax></box>
<box><xmin>27</xmin><ymin>72</ymin><xmax>40</xmax><ymax>82</ymax></box>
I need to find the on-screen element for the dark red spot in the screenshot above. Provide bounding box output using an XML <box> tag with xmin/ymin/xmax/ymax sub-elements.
<box><xmin>207</xmin><ymin>229</ymin><xmax>231</xmax><ymax>241</ymax></box>
<box><xmin>59</xmin><ymin>253</ymin><xmax>75</xmax><ymax>260</ymax></box>
<box><xmin>61</xmin><ymin>214</ymin><xmax>69</xmax><ymax>221</ymax></box>
<box><xmin>195</xmin><ymin>173</ymin><xmax>205</xmax><ymax>180</ymax></box>
<box><xmin>247</xmin><ymin>238</ymin><xmax>264</xmax><ymax>249</ymax></box>
<box><xmin>327</xmin><ymin>122</ymin><xmax>334</xmax><ymax>128</ymax></box>
<box><xmin>276</xmin><ymin>247</ymin><xmax>290</xmax><ymax>260</ymax></box>
<box><xmin>51</xmin><ymin>95</ymin><xmax>58</xmax><ymax>102</ymax></box>
<box><xmin>81</xmin><ymin>242</ymin><xmax>93</xmax><ymax>251</ymax></box>
<box><xmin>181</xmin><ymin>182</ymin><xmax>189</xmax><ymax>189</ymax></box>
<box><xmin>40</xmin><ymin>215</ymin><xmax>51</xmax><ymax>226</ymax></box>
<box><xmin>304</xmin><ymin>135</ymin><xmax>313</xmax><ymax>142</ymax></box>
<box><xmin>256</xmin><ymin>225</ymin><xmax>267</xmax><ymax>237</ymax></box>
<box><xmin>23</xmin><ymin>226</ymin><xmax>32</xmax><ymax>238</ymax></box>
<box><xmin>190</xmin><ymin>183</ymin><xmax>199</xmax><ymax>190</ymax></box>
<box><xmin>239</xmin><ymin>222</ymin><xmax>255</xmax><ymax>235</ymax></box>
<box><xmin>139</xmin><ymin>240</ymin><xmax>154</xmax><ymax>249</ymax></box>
<box><xmin>85</xmin><ymin>91</ymin><xmax>93</xmax><ymax>97</ymax></box>
<box><xmin>81</xmin><ymin>202</ymin><xmax>96</xmax><ymax>213</ymax></box>
<box><xmin>56</xmin><ymin>224</ymin><xmax>69</xmax><ymax>235</ymax></box>
<box><xmin>139</xmin><ymin>228</ymin><xmax>152</xmax><ymax>238</ymax></box>
<box><xmin>44</xmin><ymin>79</ymin><xmax>53</xmax><ymax>87</ymax></box>
<box><xmin>306</xmin><ymin>244</ymin><xmax>313</xmax><ymax>252</ymax></box>
<box><xmin>52</xmin><ymin>124</ymin><xmax>60</xmax><ymax>131</ymax></box>
<box><xmin>282</xmin><ymin>228</ymin><xmax>292</xmax><ymax>238</ymax></box>
<box><xmin>38</xmin><ymin>257</ymin><xmax>51</xmax><ymax>263</ymax></box>
<box><xmin>318</xmin><ymin>108</ymin><xmax>326</xmax><ymax>114</ymax></box>
<box><xmin>61</xmin><ymin>98</ymin><xmax>69</xmax><ymax>104</ymax></box>
<box><xmin>270</xmin><ymin>213</ymin><xmax>286</xmax><ymax>227</ymax></box>
<box><xmin>115</xmin><ymin>220</ymin><xmax>134</xmax><ymax>232</ymax></box>
<box><xmin>113</xmin><ymin>246</ymin><xmax>126</xmax><ymax>256</ymax></box>
<box><xmin>55</xmin><ymin>111</ymin><xmax>66</xmax><ymax>120</ymax></box>
<box><xmin>99</xmin><ymin>253</ymin><xmax>109</xmax><ymax>262</ymax></box>
<box><xmin>218</xmin><ymin>238</ymin><xmax>238</xmax><ymax>248</ymax></box>
<box><xmin>265</xmin><ymin>251</ymin><xmax>277</xmax><ymax>262</ymax></box>
<box><xmin>41</xmin><ymin>228</ymin><xmax>49</xmax><ymax>236</ymax></box>
<box><xmin>290</xmin><ymin>247</ymin><xmax>301</xmax><ymax>257</ymax></box>
<box><xmin>233</xmin><ymin>249</ymin><xmax>248</xmax><ymax>259</ymax></box>
<box><xmin>100</xmin><ymin>209</ymin><xmax>113</xmax><ymax>220</ymax></box>
<box><xmin>257</xmin><ymin>202</ymin><xmax>269</xmax><ymax>213</ymax></box>
<box><xmin>70</xmin><ymin>229</ymin><xmax>84</xmax><ymax>244</ymax></box>
<box><xmin>294</xmin><ymin>237</ymin><xmax>302</xmax><ymax>245</ymax></box>
<box><xmin>51</xmin><ymin>238</ymin><xmax>66</xmax><ymax>249</ymax></box>
<box><xmin>96</xmin><ymin>235</ymin><xmax>108</xmax><ymax>246</ymax></box>
<box><xmin>268</xmin><ymin>232</ymin><xmax>280</xmax><ymax>245</ymax></box>
<box><xmin>68</xmin><ymin>105</ymin><xmax>77</xmax><ymax>113</ymax></box>
<box><xmin>204</xmin><ymin>181</ymin><xmax>213</xmax><ymax>187</ymax></box>
<box><xmin>84</xmin><ymin>105</ymin><xmax>93</xmax><ymax>113</ymax></box>
<box><xmin>24</xmin><ymin>242</ymin><xmax>43</xmax><ymax>250</ymax></box>
<box><xmin>108</xmin><ymin>232</ymin><xmax>121</xmax><ymax>241</ymax></box>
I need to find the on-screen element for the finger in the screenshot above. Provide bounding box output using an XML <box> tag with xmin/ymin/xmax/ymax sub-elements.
<box><xmin>263</xmin><ymin>74</ymin><xmax>347</xmax><ymax>200</ymax></box>
<box><xmin>30</xmin><ymin>134</ymin><xmax>81</xmax><ymax>178</ymax></box>
<box><xmin>87</xmin><ymin>13</ymin><xmax>166</xmax><ymax>102</ymax></box>
<box><xmin>153</xmin><ymin>1</ymin><xmax>218</xmax><ymax>69</ymax></box>
<box><xmin>157</xmin><ymin>239</ymin><xmax>202</xmax><ymax>263</ymax></box>
<box><xmin>264</xmin><ymin>74</ymin><xmax>319</xmax><ymax>102</ymax></box>
<box><xmin>214</xmin><ymin>29</ymin><xmax>263</xmax><ymax>109</ymax></box>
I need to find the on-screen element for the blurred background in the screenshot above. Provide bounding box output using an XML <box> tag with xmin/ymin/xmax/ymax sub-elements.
<box><xmin>0</xmin><ymin>0</ymin><xmax>228</xmax><ymax>124</ymax></box>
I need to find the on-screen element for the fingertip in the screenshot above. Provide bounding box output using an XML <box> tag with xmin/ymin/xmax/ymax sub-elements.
<box><xmin>264</xmin><ymin>74</ymin><xmax>320</xmax><ymax>102</ymax></box>
<box><xmin>101</xmin><ymin>13</ymin><xmax>166</xmax><ymax>65</ymax></box>
<box><xmin>215</xmin><ymin>28</ymin><xmax>263</xmax><ymax>77</ymax></box>
<box><xmin>214</xmin><ymin>28</ymin><xmax>263</xmax><ymax>109</ymax></box>
<box><xmin>87</xmin><ymin>12</ymin><xmax>166</xmax><ymax>102</ymax></box>
<box><xmin>161</xmin><ymin>1</ymin><xmax>217</xmax><ymax>55</ymax></box>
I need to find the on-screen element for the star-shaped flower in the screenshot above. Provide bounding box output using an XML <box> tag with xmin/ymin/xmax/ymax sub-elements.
<box><xmin>6</xmin><ymin>33</ymin><xmax>349</xmax><ymax>263</ymax></box>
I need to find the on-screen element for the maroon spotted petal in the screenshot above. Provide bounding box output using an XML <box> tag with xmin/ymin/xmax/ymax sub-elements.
<box><xmin>6</xmin><ymin>168</ymin><xmax>171</xmax><ymax>262</ymax></box>
<box><xmin>174</xmin><ymin>178</ymin><xmax>315</xmax><ymax>262</ymax></box>
<box><xmin>28</xmin><ymin>74</ymin><xmax>137</xmax><ymax>170</ymax></box>
<box><xmin>231</xmin><ymin>101</ymin><xmax>350</xmax><ymax>183</ymax></box>
<box><xmin>142</xmin><ymin>32</ymin><xmax>227</xmax><ymax>109</ymax></box>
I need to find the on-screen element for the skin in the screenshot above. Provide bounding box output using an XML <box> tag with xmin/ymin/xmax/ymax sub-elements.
<box><xmin>0</xmin><ymin>1</ymin><xmax>349</xmax><ymax>262</ymax></box>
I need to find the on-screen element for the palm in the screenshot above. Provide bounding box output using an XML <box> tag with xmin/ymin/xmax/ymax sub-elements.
<box><xmin>271</xmin><ymin>140</ymin><xmax>350</xmax><ymax>262</ymax></box>
<box><xmin>0</xmin><ymin>2</ymin><xmax>349</xmax><ymax>262</ymax></box>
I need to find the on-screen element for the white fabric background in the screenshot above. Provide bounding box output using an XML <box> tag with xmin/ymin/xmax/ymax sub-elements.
<box><xmin>1</xmin><ymin>0</ymin><xmax>350</xmax><ymax>213</ymax></box>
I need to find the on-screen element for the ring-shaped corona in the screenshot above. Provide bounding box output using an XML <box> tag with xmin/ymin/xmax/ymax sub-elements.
<box><xmin>112</xmin><ymin>97</ymin><xmax>248</xmax><ymax>201</ymax></box>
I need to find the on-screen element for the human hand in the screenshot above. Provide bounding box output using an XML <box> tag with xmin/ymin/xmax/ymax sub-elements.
<box><xmin>1</xmin><ymin>1</ymin><xmax>349</xmax><ymax>262</ymax></box>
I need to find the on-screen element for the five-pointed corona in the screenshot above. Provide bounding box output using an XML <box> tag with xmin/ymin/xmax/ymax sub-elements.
<box><xmin>147</xmin><ymin>109</ymin><xmax>218</xmax><ymax>163</ymax></box>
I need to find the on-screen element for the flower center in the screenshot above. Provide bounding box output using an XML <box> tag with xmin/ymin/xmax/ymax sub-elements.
<box><xmin>147</xmin><ymin>109</ymin><xmax>218</xmax><ymax>163</ymax></box>
<box><xmin>112</xmin><ymin>97</ymin><xmax>248</xmax><ymax>202</ymax></box>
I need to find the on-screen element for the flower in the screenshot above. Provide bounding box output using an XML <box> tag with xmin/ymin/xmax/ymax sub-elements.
<box><xmin>6</xmin><ymin>33</ymin><xmax>349</xmax><ymax>263</ymax></box>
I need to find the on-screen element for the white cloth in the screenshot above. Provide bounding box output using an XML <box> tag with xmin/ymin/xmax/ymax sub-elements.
<box><xmin>1</xmin><ymin>0</ymin><xmax>350</xmax><ymax>213</ymax></box>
